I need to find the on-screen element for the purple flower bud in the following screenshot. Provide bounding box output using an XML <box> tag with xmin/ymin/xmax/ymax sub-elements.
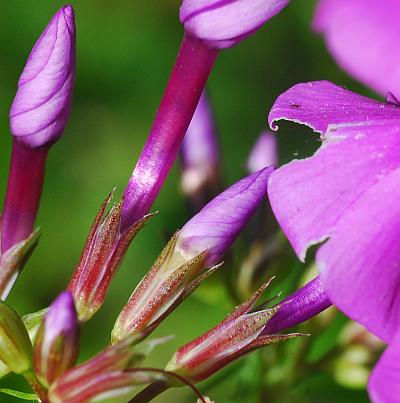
<box><xmin>177</xmin><ymin>167</ymin><xmax>274</xmax><ymax>266</ymax></box>
<box><xmin>181</xmin><ymin>92</ymin><xmax>219</xmax><ymax>201</ymax></box>
<box><xmin>180</xmin><ymin>0</ymin><xmax>290</xmax><ymax>49</ymax></box>
<box><xmin>263</xmin><ymin>276</ymin><xmax>332</xmax><ymax>334</ymax></box>
<box><xmin>33</xmin><ymin>291</ymin><xmax>79</xmax><ymax>387</ymax></box>
<box><xmin>112</xmin><ymin>168</ymin><xmax>273</xmax><ymax>343</ymax></box>
<box><xmin>10</xmin><ymin>5</ymin><xmax>76</xmax><ymax>149</ymax></box>
<box><xmin>247</xmin><ymin>132</ymin><xmax>278</xmax><ymax>174</ymax></box>
<box><xmin>165</xmin><ymin>281</ymin><xmax>299</xmax><ymax>383</ymax></box>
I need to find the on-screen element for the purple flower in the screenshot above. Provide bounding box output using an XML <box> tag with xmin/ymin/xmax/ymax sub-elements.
<box><xmin>10</xmin><ymin>5</ymin><xmax>76</xmax><ymax>148</ymax></box>
<box><xmin>33</xmin><ymin>291</ymin><xmax>79</xmax><ymax>387</ymax></box>
<box><xmin>314</xmin><ymin>0</ymin><xmax>400</xmax><ymax>96</ymax></box>
<box><xmin>180</xmin><ymin>0</ymin><xmax>291</xmax><ymax>49</ymax></box>
<box><xmin>247</xmin><ymin>132</ymin><xmax>278</xmax><ymax>174</ymax></box>
<box><xmin>181</xmin><ymin>91</ymin><xmax>219</xmax><ymax>204</ymax></box>
<box><xmin>267</xmin><ymin>80</ymin><xmax>400</xmax><ymax>399</ymax></box>
<box><xmin>112</xmin><ymin>168</ymin><xmax>273</xmax><ymax>343</ymax></box>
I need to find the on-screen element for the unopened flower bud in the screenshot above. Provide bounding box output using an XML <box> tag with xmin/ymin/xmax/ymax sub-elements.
<box><xmin>10</xmin><ymin>5</ymin><xmax>76</xmax><ymax>149</ymax></box>
<box><xmin>112</xmin><ymin>168</ymin><xmax>273</xmax><ymax>343</ymax></box>
<box><xmin>247</xmin><ymin>132</ymin><xmax>278</xmax><ymax>174</ymax></box>
<box><xmin>177</xmin><ymin>167</ymin><xmax>274</xmax><ymax>267</ymax></box>
<box><xmin>68</xmin><ymin>193</ymin><xmax>152</xmax><ymax>322</ymax></box>
<box><xmin>180</xmin><ymin>0</ymin><xmax>291</xmax><ymax>49</ymax></box>
<box><xmin>165</xmin><ymin>281</ymin><xmax>299</xmax><ymax>383</ymax></box>
<box><xmin>33</xmin><ymin>291</ymin><xmax>79</xmax><ymax>387</ymax></box>
<box><xmin>48</xmin><ymin>339</ymin><xmax>150</xmax><ymax>402</ymax></box>
<box><xmin>181</xmin><ymin>92</ymin><xmax>220</xmax><ymax>210</ymax></box>
<box><xmin>0</xmin><ymin>301</ymin><xmax>32</xmax><ymax>374</ymax></box>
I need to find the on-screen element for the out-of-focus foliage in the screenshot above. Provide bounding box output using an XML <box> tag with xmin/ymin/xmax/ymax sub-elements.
<box><xmin>0</xmin><ymin>1</ymin><xmax>375</xmax><ymax>401</ymax></box>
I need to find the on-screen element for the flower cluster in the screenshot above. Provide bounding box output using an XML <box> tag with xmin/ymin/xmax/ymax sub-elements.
<box><xmin>1</xmin><ymin>0</ymin><xmax>393</xmax><ymax>401</ymax></box>
<box><xmin>0</xmin><ymin>2</ymin><xmax>328</xmax><ymax>402</ymax></box>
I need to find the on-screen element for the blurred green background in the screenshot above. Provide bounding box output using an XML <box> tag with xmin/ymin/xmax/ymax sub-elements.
<box><xmin>0</xmin><ymin>1</ymin><xmax>376</xmax><ymax>402</ymax></box>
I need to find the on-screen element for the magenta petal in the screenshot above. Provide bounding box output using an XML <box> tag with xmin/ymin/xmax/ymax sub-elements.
<box><xmin>177</xmin><ymin>167</ymin><xmax>273</xmax><ymax>266</ymax></box>
<box><xmin>368</xmin><ymin>338</ymin><xmax>400</xmax><ymax>403</ymax></box>
<box><xmin>180</xmin><ymin>0</ymin><xmax>290</xmax><ymax>48</ymax></box>
<box><xmin>268</xmin><ymin>121</ymin><xmax>400</xmax><ymax>261</ymax></box>
<box><xmin>10</xmin><ymin>5</ymin><xmax>76</xmax><ymax>148</ymax></box>
<box><xmin>314</xmin><ymin>0</ymin><xmax>400</xmax><ymax>96</ymax></box>
<box><xmin>268</xmin><ymin>81</ymin><xmax>400</xmax><ymax>134</ymax></box>
<box><xmin>317</xmin><ymin>166</ymin><xmax>400</xmax><ymax>342</ymax></box>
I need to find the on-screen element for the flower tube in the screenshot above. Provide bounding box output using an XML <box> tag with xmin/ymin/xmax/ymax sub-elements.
<box><xmin>0</xmin><ymin>5</ymin><xmax>76</xmax><ymax>297</ymax></box>
<box><xmin>263</xmin><ymin>277</ymin><xmax>331</xmax><ymax>334</ymax></box>
<box><xmin>120</xmin><ymin>0</ymin><xmax>291</xmax><ymax>231</ymax></box>
<box><xmin>112</xmin><ymin>167</ymin><xmax>273</xmax><ymax>343</ymax></box>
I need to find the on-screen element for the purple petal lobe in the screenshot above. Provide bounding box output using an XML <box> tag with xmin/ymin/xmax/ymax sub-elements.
<box><xmin>268</xmin><ymin>121</ymin><xmax>400</xmax><ymax>262</ymax></box>
<box><xmin>247</xmin><ymin>132</ymin><xmax>278</xmax><ymax>173</ymax></box>
<box><xmin>10</xmin><ymin>5</ymin><xmax>76</xmax><ymax>148</ymax></box>
<box><xmin>314</xmin><ymin>0</ymin><xmax>400</xmax><ymax>96</ymax></box>
<box><xmin>317</xmin><ymin>166</ymin><xmax>400</xmax><ymax>342</ymax></box>
<box><xmin>368</xmin><ymin>338</ymin><xmax>400</xmax><ymax>403</ymax></box>
<box><xmin>177</xmin><ymin>167</ymin><xmax>273</xmax><ymax>266</ymax></box>
<box><xmin>268</xmin><ymin>81</ymin><xmax>400</xmax><ymax>134</ymax></box>
<box><xmin>180</xmin><ymin>0</ymin><xmax>290</xmax><ymax>48</ymax></box>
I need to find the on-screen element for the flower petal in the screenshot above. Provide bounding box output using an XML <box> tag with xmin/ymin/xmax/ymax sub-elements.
<box><xmin>368</xmin><ymin>338</ymin><xmax>400</xmax><ymax>402</ymax></box>
<box><xmin>314</xmin><ymin>0</ymin><xmax>400</xmax><ymax>96</ymax></box>
<box><xmin>268</xmin><ymin>81</ymin><xmax>400</xmax><ymax>134</ymax></box>
<box><xmin>178</xmin><ymin>167</ymin><xmax>273</xmax><ymax>266</ymax></box>
<box><xmin>180</xmin><ymin>0</ymin><xmax>290</xmax><ymax>48</ymax></box>
<box><xmin>318</xmin><ymin>166</ymin><xmax>400</xmax><ymax>342</ymax></box>
<box><xmin>268</xmin><ymin>121</ymin><xmax>400</xmax><ymax>261</ymax></box>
